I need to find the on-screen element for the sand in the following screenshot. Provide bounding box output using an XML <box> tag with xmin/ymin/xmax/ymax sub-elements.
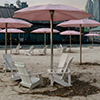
<box><xmin>0</xmin><ymin>46</ymin><xmax>100</xmax><ymax>100</ymax></box>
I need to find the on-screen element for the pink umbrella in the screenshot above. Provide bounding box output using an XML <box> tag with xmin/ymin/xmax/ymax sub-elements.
<box><xmin>31</xmin><ymin>28</ymin><xmax>59</xmax><ymax>52</ymax></box>
<box><xmin>0</xmin><ymin>18</ymin><xmax>32</xmax><ymax>54</ymax></box>
<box><xmin>60</xmin><ymin>30</ymin><xmax>80</xmax><ymax>49</ymax></box>
<box><xmin>0</xmin><ymin>28</ymin><xmax>25</xmax><ymax>54</ymax></box>
<box><xmin>57</xmin><ymin>19</ymin><xmax>100</xmax><ymax>64</ymax></box>
<box><xmin>13</xmin><ymin>4</ymin><xmax>92</xmax><ymax>77</ymax></box>
<box><xmin>85</xmin><ymin>33</ymin><xmax>100</xmax><ymax>48</ymax></box>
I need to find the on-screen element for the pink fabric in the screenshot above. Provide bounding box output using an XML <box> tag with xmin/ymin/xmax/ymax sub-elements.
<box><xmin>14</xmin><ymin>4</ymin><xmax>92</xmax><ymax>21</ymax></box>
<box><xmin>57</xmin><ymin>19</ymin><xmax>100</xmax><ymax>27</ymax></box>
<box><xmin>85</xmin><ymin>33</ymin><xmax>100</xmax><ymax>36</ymax></box>
<box><xmin>31</xmin><ymin>28</ymin><xmax>59</xmax><ymax>33</ymax></box>
<box><xmin>0</xmin><ymin>18</ymin><xmax>32</xmax><ymax>28</ymax></box>
<box><xmin>0</xmin><ymin>28</ymin><xmax>25</xmax><ymax>33</ymax></box>
<box><xmin>60</xmin><ymin>30</ymin><xmax>80</xmax><ymax>35</ymax></box>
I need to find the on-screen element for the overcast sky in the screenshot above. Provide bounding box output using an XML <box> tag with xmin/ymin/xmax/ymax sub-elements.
<box><xmin>0</xmin><ymin>0</ymin><xmax>87</xmax><ymax>10</ymax></box>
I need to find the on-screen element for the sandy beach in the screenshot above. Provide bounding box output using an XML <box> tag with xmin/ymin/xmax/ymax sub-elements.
<box><xmin>0</xmin><ymin>46</ymin><xmax>100</xmax><ymax>100</ymax></box>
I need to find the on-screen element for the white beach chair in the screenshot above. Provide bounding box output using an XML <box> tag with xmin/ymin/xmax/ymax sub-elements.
<box><xmin>12</xmin><ymin>45</ymin><xmax>20</xmax><ymax>55</ymax></box>
<box><xmin>54</xmin><ymin>53</ymin><xmax>69</xmax><ymax>73</ymax></box>
<box><xmin>55</xmin><ymin>44</ymin><xmax>68</xmax><ymax>53</ymax></box>
<box><xmin>48</xmin><ymin>57</ymin><xmax>73</xmax><ymax>86</ymax></box>
<box><xmin>3</xmin><ymin>58</ymin><xmax>21</xmax><ymax>81</ymax></box>
<box><xmin>15</xmin><ymin>63</ymin><xmax>44</xmax><ymax>90</ymax></box>
<box><xmin>25</xmin><ymin>46</ymin><xmax>34</xmax><ymax>56</ymax></box>
<box><xmin>55</xmin><ymin>45</ymin><xmax>61</xmax><ymax>52</ymax></box>
<box><xmin>3</xmin><ymin>54</ymin><xmax>17</xmax><ymax>72</ymax></box>
<box><xmin>39</xmin><ymin>45</ymin><xmax>47</xmax><ymax>55</ymax></box>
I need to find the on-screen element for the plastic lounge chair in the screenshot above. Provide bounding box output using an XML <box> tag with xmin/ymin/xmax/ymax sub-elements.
<box><xmin>12</xmin><ymin>45</ymin><xmax>20</xmax><ymax>55</ymax></box>
<box><xmin>39</xmin><ymin>45</ymin><xmax>47</xmax><ymax>55</ymax></box>
<box><xmin>3</xmin><ymin>54</ymin><xmax>17</xmax><ymax>72</ymax></box>
<box><xmin>15</xmin><ymin>62</ymin><xmax>44</xmax><ymax>90</ymax></box>
<box><xmin>3</xmin><ymin>58</ymin><xmax>21</xmax><ymax>81</ymax></box>
<box><xmin>25</xmin><ymin>46</ymin><xmax>34</xmax><ymax>56</ymax></box>
<box><xmin>48</xmin><ymin>57</ymin><xmax>73</xmax><ymax>86</ymax></box>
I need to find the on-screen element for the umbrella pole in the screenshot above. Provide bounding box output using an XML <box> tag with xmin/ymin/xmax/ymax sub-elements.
<box><xmin>50</xmin><ymin>10</ymin><xmax>54</xmax><ymax>69</ymax></box>
<box><xmin>49</xmin><ymin>10</ymin><xmax>54</xmax><ymax>86</ymax></box>
<box><xmin>70</xmin><ymin>34</ymin><xmax>71</xmax><ymax>50</ymax></box>
<box><xmin>5</xmin><ymin>23</ymin><xmax>8</xmax><ymax>54</ymax></box>
<box><xmin>80</xmin><ymin>25</ymin><xmax>82</xmax><ymax>64</ymax></box>
<box><xmin>10</xmin><ymin>33</ymin><xmax>12</xmax><ymax>54</ymax></box>
<box><xmin>92</xmin><ymin>36</ymin><xmax>93</xmax><ymax>48</ymax></box>
<box><xmin>44</xmin><ymin>32</ymin><xmax>46</xmax><ymax>54</ymax></box>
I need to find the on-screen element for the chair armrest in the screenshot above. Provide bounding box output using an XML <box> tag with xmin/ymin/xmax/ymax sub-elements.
<box><xmin>47</xmin><ymin>69</ymin><xmax>70</xmax><ymax>74</ymax></box>
<box><xmin>48</xmin><ymin>71</ymin><xmax>70</xmax><ymax>74</ymax></box>
<box><xmin>14</xmin><ymin>61</ymin><xmax>24</xmax><ymax>65</ymax></box>
<box><xmin>2</xmin><ymin>60</ymin><xmax>6</xmax><ymax>64</ymax></box>
<box><xmin>31</xmin><ymin>72</ymin><xmax>44</xmax><ymax>76</ymax></box>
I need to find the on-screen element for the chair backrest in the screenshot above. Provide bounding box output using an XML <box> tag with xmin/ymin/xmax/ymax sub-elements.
<box><xmin>43</xmin><ymin>45</ymin><xmax>47</xmax><ymax>54</ymax></box>
<box><xmin>61</xmin><ymin>57</ymin><xmax>74</xmax><ymax>79</ymax></box>
<box><xmin>16</xmin><ymin>45</ymin><xmax>20</xmax><ymax>51</ymax></box>
<box><xmin>55</xmin><ymin>45</ymin><xmax>58</xmax><ymax>48</ymax></box>
<box><xmin>58</xmin><ymin>54</ymin><xmax>68</xmax><ymax>68</ymax></box>
<box><xmin>59</xmin><ymin>44</ymin><xmax>62</xmax><ymax>48</ymax></box>
<box><xmin>4</xmin><ymin>58</ymin><xmax>15</xmax><ymax>76</ymax></box>
<box><xmin>29</xmin><ymin>46</ymin><xmax>34</xmax><ymax>53</ymax></box>
<box><xmin>15</xmin><ymin>63</ymin><xmax>32</xmax><ymax>84</ymax></box>
<box><xmin>62</xmin><ymin>47</ymin><xmax>67</xmax><ymax>53</ymax></box>
<box><xmin>3</xmin><ymin>54</ymin><xmax>13</xmax><ymax>68</ymax></box>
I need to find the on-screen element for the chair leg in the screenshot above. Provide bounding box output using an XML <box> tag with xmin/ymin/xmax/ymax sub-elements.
<box><xmin>50</xmin><ymin>74</ymin><xmax>54</xmax><ymax>86</ymax></box>
<box><xmin>19</xmin><ymin>83</ymin><xmax>22</xmax><ymax>87</ymax></box>
<box><xmin>68</xmin><ymin>73</ymin><xmax>71</xmax><ymax>85</ymax></box>
<box><xmin>39</xmin><ymin>74</ymin><xmax>44</xmax><ymax>86</ymax></box>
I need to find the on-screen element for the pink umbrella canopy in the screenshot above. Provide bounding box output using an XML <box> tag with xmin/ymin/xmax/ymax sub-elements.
<box><xmin>13</xmin><ymin>4</ymin><xmax>92</xmax><ymax>82</ymax></box>
<box><xmin>57</xmin><ymin>19</ymin><xmax>100</xmax><ymax>64</ymax></box>
<box><xmin>14</xmin><ymin>4</ymin><xmax>92</xmax><ymax>21</ymax></box>
<box><xmin>60</xmin><ymin>30</ymin><xmax>80</xmax><ymax>49</ymax></box>
<box><xmin>85</xmin><ymin>33</ymin><xmax>100</xmax><ymax>36</ymax></box>
<box><xmin>57</xmin><ymin>19</ymin><xmax>100</xmax><ymax>27</ymax></box>
<box><xmin>0</xmin><ymin>18</ymin><xmax>32</xmax><ymax>28</ymax></box>
<box><xmin>85</xmin><ymin>33</ymin><xmax>100</xmax><ymax>48</ymax></box>
<box><xmin>0</xmin><ymin>28</ymin><xmax>25</xmax><ymax>54</ymax></box>
<box><xmin>0</xmin><ymin>18</ymin><xmax>32</xmax><ymax>54</ymax></box>
<box><xmin>31</xmin><ymin>28</ymin><xmax>59</xmax><ymax>33</ymax></box>
<box><xmin>31</xmin><ymin>28</ymin><xmax>60</xmax><ymax>55</ymax></box>
<box><xmin>0</xmin><ymin>28</ymin><xmax>25</xmax><ymax>33</ymax></box>
<box><xmin>60</xmin><ymin>30</ymin><xmax>80</xmax><ymax>35</ymax></box>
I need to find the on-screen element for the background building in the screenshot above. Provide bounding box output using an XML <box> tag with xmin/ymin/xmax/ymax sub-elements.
<box><xmin>85</xmin><ymin>0</ymin><xmax>100</xmax><ymax>22</ymax></box>
<box><xmin>85</xmin><ymin>0</ymin><xmax>93</xmax><ymax>19</ymax></box>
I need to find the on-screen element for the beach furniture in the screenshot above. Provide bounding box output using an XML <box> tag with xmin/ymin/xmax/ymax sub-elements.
<box><xmin>55</xmin><ymin>44</ymin><xmax>62</xmax><ymax>52</ymax></box>
<box><xmin>48</xmin><ymin>57</ymin><xmax>73</xmax><ymax>86</ymax></box>
<box><xmin>60</xmin><ymin>47</ymin><xmax>67</xmax><ymax>53</ymax></box>
<box><xmin>3</xmin><ymin>58</ymin><xmax>21</xmax><ymax>81</ymax></box>
<box><xmin>39</xmin><ymin>45</ymin><xmax>47</xmax><ymax>55</ymax></box>
<box><xmin>12</xmin><ymin>45</ymin><xmax>20</xmax><ymax>55</ymax></box>
<box><xmin>15</xmin><ymin>62</ymin><xmax>44</xmax><ymax>90</ymax></box>
<box><xmin>25</xmin><ymin>46</ymin><xmax>34</xmax><ymax>56</ymax></box>
<box><xmin>55</xmin><ymin>44</ymin><xmax>63</xmax><ymax>52</ymax></box>
<box><xmin>54</xmin><ymin>53</ymin><xmax>69</xmax><ymax>73</ymax></box>
<box><xmin>3</xmin><ymin>54</ymin><xmax>17</xmax><ymax>72</ymax></box>
<box><xmin>55</xmin><ymin>44</ymin><xmax>69</xmax><ymax>53</ymax></box>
